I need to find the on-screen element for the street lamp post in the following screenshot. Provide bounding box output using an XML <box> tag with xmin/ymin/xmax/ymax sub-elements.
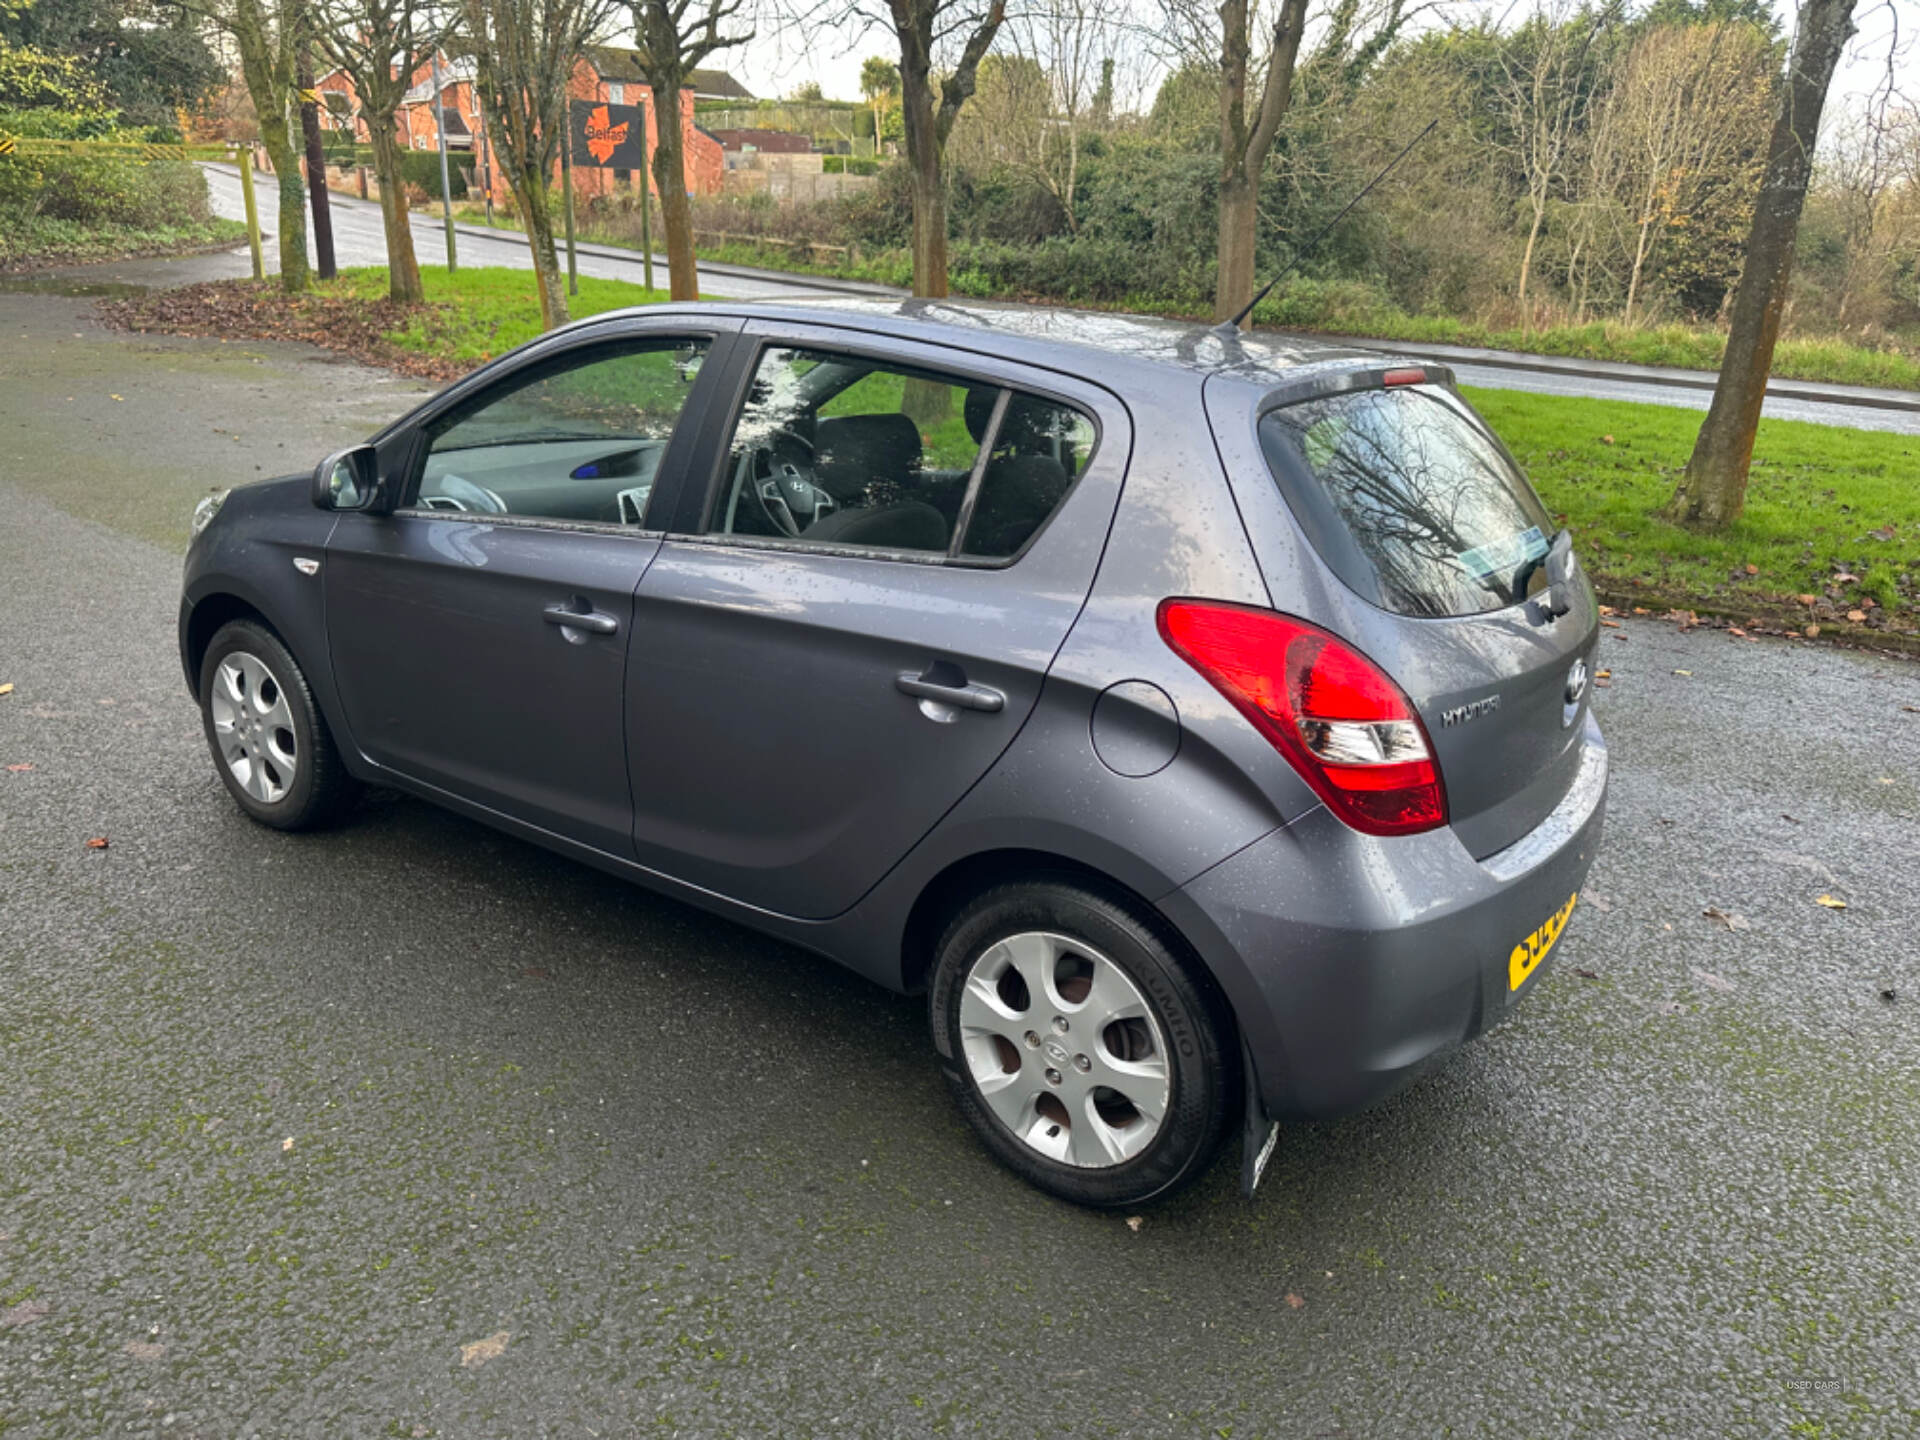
<box><xmin>430</xmin><ymin>54</ymin><xmax>458</xmax><ymax>272</ymax></box>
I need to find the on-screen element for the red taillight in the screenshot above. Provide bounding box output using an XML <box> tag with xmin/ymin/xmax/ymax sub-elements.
<box><xmin>1157</xmin><ymin>599</ymin><xmax>1448</xmax><ymax>837</ymax></box>
<box><xmin>1381</xmin><ymin>367</ymin><xmax>1426</xmax><ymax>387</ymax></box>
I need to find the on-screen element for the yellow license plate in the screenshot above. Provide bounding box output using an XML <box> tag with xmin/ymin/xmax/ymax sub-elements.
<box><xmin>1509</xmin><ymin>892</ymin><xmax>1577</xmax><ymax>991</ymax></box>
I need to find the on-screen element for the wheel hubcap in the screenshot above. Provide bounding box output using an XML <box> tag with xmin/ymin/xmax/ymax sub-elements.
<box><xmin>209</xmin><ymin>650</ymin><xmax>298</xmax><ymax>804</ymax></box>
<box><xmin>958</xmin><ymin>931</ymin><xmax>1171</xmax><ymax>1168</ymax></box>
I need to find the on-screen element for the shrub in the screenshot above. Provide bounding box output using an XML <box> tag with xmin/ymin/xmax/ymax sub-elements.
<box><xmin>0</xmin><ymin>153</ymin><xmax>212</xmax><ymax>228</ymax></box>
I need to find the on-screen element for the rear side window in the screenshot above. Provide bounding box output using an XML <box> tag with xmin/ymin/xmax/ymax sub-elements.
<box><xmin>1258</xmin><ymin>385</ymin><xmax>1553</xmax><ymax>617</ymax></box>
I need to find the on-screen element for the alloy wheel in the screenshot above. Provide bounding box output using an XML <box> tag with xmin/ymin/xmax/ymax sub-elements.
<box><xmin>957</xmin><ymin>930</ymin><xmax>1171</xmax><ymax>1168</ymax></box>
<box><xmin>209</xmin><ymin>650</ymin><xmax>298</xmax><ymax>805</ymax></box>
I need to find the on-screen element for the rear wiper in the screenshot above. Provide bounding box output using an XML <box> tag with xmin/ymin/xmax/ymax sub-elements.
<box><xmin>1521</xmin><ymin>529</ymin><xmax>1576</xmax><ymax>618</ymax></box>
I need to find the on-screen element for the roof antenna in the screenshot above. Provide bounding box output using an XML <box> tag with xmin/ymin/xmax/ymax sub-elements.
<box><xmin>1217</xmin><ymin>118</ymin><xmax>1438</xmax><ymax>336</ymax></box>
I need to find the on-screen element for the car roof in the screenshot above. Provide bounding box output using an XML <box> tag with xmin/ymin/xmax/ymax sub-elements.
<box><xmin>583</xmin><ymin>295</ymin><xmax>1402</xmax><ymax>395</ymax></box>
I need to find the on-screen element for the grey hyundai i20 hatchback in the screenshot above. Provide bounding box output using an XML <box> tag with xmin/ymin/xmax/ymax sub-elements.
<box><xmin>180</xmin><ymin>298</ymin><xmax>1606</xmax><ymax>1207</ymax></box>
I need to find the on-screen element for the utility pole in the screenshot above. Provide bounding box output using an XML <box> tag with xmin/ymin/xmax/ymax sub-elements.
<box><xmin>475</xmin><ymin>90</ymin><xmax>493</xmax><ymax>225</ymax></box>
<box><xmin>639</xmin><ymin>95</ymin><xmax>653</xmax><ymax>292</ymax></box>
<box><xmin>296</xmin><ymin>46</ymin><xmax>336</xmax><ymax>280</ymax></box>
<box><xmin>560</xmin><ymin>115</ymin><xmax>578</xmax><ymax>296</ymax></box>
<box><xmin>430</xmin><ymin>53</ymin><xmax>457</xmax><ymax>272</ymax></box>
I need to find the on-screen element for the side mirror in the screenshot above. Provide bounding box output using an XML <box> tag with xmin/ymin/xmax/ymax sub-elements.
<box><xmin>313</xmin><ymin>444</ymin><xmax>379</xmax><ymax>512</ymax></box>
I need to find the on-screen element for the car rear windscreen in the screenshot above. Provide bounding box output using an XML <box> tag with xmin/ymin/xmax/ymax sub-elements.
<box><xmin>1257</xmin><ymin>384</ymin><xmax>1555</xmax><ymax>618</ymax></box>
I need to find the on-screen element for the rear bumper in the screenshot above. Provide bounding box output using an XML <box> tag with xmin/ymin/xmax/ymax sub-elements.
<box><xmin>1160</xmin><ymin>713</ymin><xmax>1607</xmax><ymax>1121</ymax></box>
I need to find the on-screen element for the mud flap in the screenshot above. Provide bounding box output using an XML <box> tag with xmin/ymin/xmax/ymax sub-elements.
<box><xmin>1240</xmin><ymin>1040</ymin><xmax>1279</xmax><ymax>1199</ymax></box>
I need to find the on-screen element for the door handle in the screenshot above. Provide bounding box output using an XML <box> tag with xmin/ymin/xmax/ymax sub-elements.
<box><xmin>895</xmin><ymin>670</ymin><xmax>1004</xmax><ymax>713</ymax></box>
<box><xmin>544</xmin><ymin>603</ymin><xmax>618</xmax><ymax>636</ymax></box>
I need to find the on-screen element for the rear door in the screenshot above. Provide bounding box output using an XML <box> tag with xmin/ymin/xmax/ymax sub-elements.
<box><xmin>1205</xmin><ymin>370</ymin><xmax>1599</xmax><ymax>858</ymax></box>
<box><xmin>624</xmin><ymin>320</ymin><xmax>1130</xmax><ymax>919</ymax></box>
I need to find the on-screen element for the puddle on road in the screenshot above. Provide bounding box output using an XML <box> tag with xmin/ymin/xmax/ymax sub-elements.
<box><xmin>0</xmin><ymin>274</ymin><xmax>152</xmax><ymax>298</ymax></box>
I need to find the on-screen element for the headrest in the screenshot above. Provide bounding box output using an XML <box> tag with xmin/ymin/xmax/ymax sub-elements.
<box><xmin>812</xmin><ymin>413</ymin><xmax>923</xmax><ymax>499</ymax></box>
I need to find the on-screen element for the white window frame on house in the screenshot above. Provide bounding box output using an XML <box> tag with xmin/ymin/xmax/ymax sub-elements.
<box><xmin>608</xmin><ymin>82</ymin><xmax>625</xmax><ymax>104</ymax></box>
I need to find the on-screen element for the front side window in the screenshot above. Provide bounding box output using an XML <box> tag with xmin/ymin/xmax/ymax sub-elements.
<box><xmin>418</xmin><ymin>339</ymin><xmax>709</xmax><ymax>527</ymax></box>
<box><xmin>1258</xmin><ymin>384</ymin><xmax>1554</xmax><ymax>617</ymax></box>
<box><xmin>712</xmin><ymin>345</ymin><xmax>1094</xmax><ymax>559</ymax></box>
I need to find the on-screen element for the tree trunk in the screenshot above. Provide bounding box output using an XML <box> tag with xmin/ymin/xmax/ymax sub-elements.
<box><xmin>1214</xmin><ymin>170</ymin><xmax>1258</xmax><ymax>323</ymax></box>
<box><xmin>1665</xmin><ymin>0</ymin><xmax>1857</xmax><ymax>529</ymax></box>
<box><xmin>516</xmin><ymin>167</ymin><xmax>569</xmax><ymax>329</ymax></box>
<box><xmin>648</xmin><ymin>80</ymin><xmax>698</xmax><ymax>300</ymax></box>
<box><xmin>1624</xmin><ymin>207</ymin><xmax>1654</xmax><ymax>323</ymax></box>
<box><xmin>898</xmin><ymin>66</ymin><xmax>947</xmax><ymax>298</ymax></box>
<box><xmin>1517</xmin><ymin>196</ymin><xmax>1544</xmax><ymax>321</ymax></box>
<box><xmin>367</xmin><ymin>119</ymin><xmax>424</xmax><ymax>305</ymax></box>
<box><xmin>258</xmin><ymin>120</ymin><xmax>311</xmax><ymax>293</ymax></box>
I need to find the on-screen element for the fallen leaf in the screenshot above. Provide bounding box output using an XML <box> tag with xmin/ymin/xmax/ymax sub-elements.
<box><xmin>1125</xmin><ymin>1215</ymin><xmax>1143</xmax><ymax>1233</ymax></box>
<box><xmin>1728</xmin><ymin>627</ymin><xmax>1747</xmax><ymax>638</ymax></box>
<box><xmin>1598</xmin><ymin>604</ymin><xmax>1616</xmax><ymax>616</ymax></box>
<box><xmin>1904</xmin><ymin>706</ymin><xmax>1920</xmax><ymax>714</ymax></box>
<box><xmin>110</xmin><ymin>393</ymin><xmax>123</xmax><ymax>401</ymax></box>
<box><xmin>1833</xmin><ymin>571</ymin><xmax>1858</xmax><ymax>584</ymax></box>
<box><xmin>1781</xmin><ymin>813</ymin><xmax>1799</xmax><ymax>824</ymax></box>
<box><xmin>1574</xmin><ymin>967</ymin><xmax>1599</xmax><ymax>979</ymax></box>
<box><xmin>1702</xmin><ymin>906</ymin><xmax>1749</xmax><ymax>931</ymax></box>
<box><xmin>1814</xmin><ymin>894</ymin><xmax>1847</xmax><ymax>910</ymax></box>
<box><xmin>1743</xmin><ymin>562</ymin><xmax>1759</xmax><ymax>575</ymax></box>
<box><xmin>520</xmin><ymin>967</ymin><xmax>550</xmax><ymax>980</ymax></box>
<box><xmin>1632</xmin><ymin>606</ymin><xmax>1650</xmax><ymax>615</ymax></box>
<box><xmin>460</xmin><ymin>1331</ymin><xmax>511</xmax><ymax>1368</ymax></box>
<box><xmin>1880</xmin><ymin>778</ymin><xmax>1896</xmax><ymax>785</ymax></box>
<box><xmin>1691</xmin><ymin>967</ymin><xmax>1736</xmax><ymax>993</ymax></box>
<box><xmin>123</xmin><ymin>1340</ymin><xmax>166</xmax><ymax>1362</ymax></box>
<box><xmin>0</xmin><ymin>683</ymin><xmax>12</xmax><ymax>696</ymax></box>
<box><xmin>6</xmin><ymin>764</ymin><xmax>30</xmax><ymax>772</ymax></box>
<box><xmin>1847</xmin><ymin>610</ymin><xmax>1867</xmax><ymax>623</ymax></box>
<box><xmin>1880</xmin><ymin>988</ymin><xmax>1897</xmax><ymax>1003</ymax></box>
<box><xmin>1599</xmin><ymin>434</ymin><xmax>1614</xmax><ymax>445</ymax></box>
<box><xmin>1805</xmin><ymin>625</ymin><xmax>1820</xmax><ymax>638</ymax></box>
<box><xmin>1672</xmin><ymin>669</ymin><xmax>1693</xmax><ymax>677</ymax></box>
<box><xmin>1</xmin><ymin>1300</ymin><xmax>50</xmax><ymax>1327</ymax></box>
<box><xmin>85</xmin><ymin>836</ymin><xmax>109</xmax><ymax>850</ymax></box>
<box><xmin>281</xmin><ymin>1136</ymin><xmax>294</xmax><ymax>1152</ymax></box>
<box><xmin>1285</xmin><ymin>1292</ymin><xmax>1306</xmax><ymax>1309</ymax></box>
<box><xmin>1601</xmin><ymin>619</ymin><xmax>1621</xmax><ymax>628</ymax></box>
<box><xmin>1797</xmin><ymin>594</ymin><xmax>1818</xmax><ymax>606</ymax></box>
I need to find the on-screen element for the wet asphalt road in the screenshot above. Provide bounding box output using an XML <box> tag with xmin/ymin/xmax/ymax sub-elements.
<box><xmin>3</xmin><ymin>277</ymin><xmax>1920</xmax><ymax>1439</ymax></box>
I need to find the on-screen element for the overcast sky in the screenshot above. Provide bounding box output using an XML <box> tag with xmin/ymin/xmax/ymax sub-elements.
<box><xmin>695</xmin><ymin>0</ymin><xmax>1914</xmax><ymax>130</ymax></box>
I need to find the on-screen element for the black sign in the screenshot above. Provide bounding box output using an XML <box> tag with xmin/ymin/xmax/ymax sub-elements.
<box><xmin>568</xmin><ymin>98</ymin><xmax>646</xmax><ymax>170</ymax></box>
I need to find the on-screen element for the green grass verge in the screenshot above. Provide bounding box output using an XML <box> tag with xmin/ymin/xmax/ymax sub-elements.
<box><xmin>1469</xmin><ymin>386</ymin><xmax>1919</xmax><ymax>631</ymax></box>
<box><xmin>326</xmin><ymin>264</ymin><xmax>671</xmax><ymax>363</ymax></box>
<box><xmin>605</xmin><ymin>232</ymin><xmax>1920</xmax><ymax>393</ymax></box>
<box><xmin>0</xmin><ymin>215</ymin><xmax>248</xmax><ymax>269</ymax></box>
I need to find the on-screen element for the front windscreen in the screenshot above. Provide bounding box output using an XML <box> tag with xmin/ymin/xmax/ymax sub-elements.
<box><xmin>1258</xmin><ymin>384</ymin><xmax>1555</xmax><ymax>618</ymax></box>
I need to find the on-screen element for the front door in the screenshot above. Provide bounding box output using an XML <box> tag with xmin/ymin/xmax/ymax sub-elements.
<box><xmin>626</xmin><ymin>324</ymin><xmax>1129</xmax><ymax>919</ymax></box>
<box><xmin>325</xmin><ymin>331</ymin><xmax>723</xmax><ymax>856</ymax></box>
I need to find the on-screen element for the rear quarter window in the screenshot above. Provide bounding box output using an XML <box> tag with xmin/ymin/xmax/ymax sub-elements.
<box><xmin>1258</xmin><ymin>384</ymin><xmax>1554</xmax><ymax>618</ymax></box>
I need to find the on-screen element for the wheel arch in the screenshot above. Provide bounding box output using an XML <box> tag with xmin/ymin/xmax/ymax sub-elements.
<box><xmin>898</xmin><ymin>847</ymin><xmax>1234</xmax><ymax>1027</ymax></box>
<box><xmin>181</xmin><ymin>591</ymin><xmax>280</xmax><ymax>700</ymax></box>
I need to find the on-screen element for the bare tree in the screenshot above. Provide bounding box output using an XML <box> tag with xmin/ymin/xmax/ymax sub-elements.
<box><xmin>1665</xmin><ymin>0</ymin><xmax>1859</xmax><ymax>528</ymax></box>
<box><xmin>1819</xmin><ymin>106</ymin><xmax>1918</xmax><ymax>326</ymax></box>
<box><xmin>1588</xmin><ymin>20</ymin><xmax>1768</xmax><ymax>324</ymax></box>
<box><xmin>1010</xmin><ymin>0</ymin><xmax>1124</xmax><ymax>232</ymax></box>
<box><xmin>1490</xmin><ymin>2</ymin><xmax>1604</xmax><ymax>323</ymax></box>
<box><xmin>626</xmin><ymin>0</ymin><xmax>753</xmax><ymax>301</ymax></box>
<box><xmin>1158</xmin><ymin>0</ymin><xmax>1412</xmax><ymax>324</ymax></box>
<box><xmin>458</xmin><ymin>0</ymin><xmax>621</xmax><ymax>328</ymax></box>
<box><xmin>185</xmin><ymin>0</ymin><xmax>311</xmax><ymax>290</ymax></box>
<box><xmin>789</xmin><ymin>0</ymin><xmax>1008</xmax><ymax>296</ymax></box>
<box><xmin>314</xmin><ymin>0</ymin><xmax>450</xmax><ymax>304</ymax></box>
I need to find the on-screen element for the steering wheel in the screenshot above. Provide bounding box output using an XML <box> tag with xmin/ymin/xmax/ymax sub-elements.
<box><xmin>744</xmin><ymin>426</ymin><xmax>835</xmax><ymax>538</ymax></box>
<box><xmin>425</xmin><ymin>473</ymin><xmax>509</xmax><ymax>515</ymax></box>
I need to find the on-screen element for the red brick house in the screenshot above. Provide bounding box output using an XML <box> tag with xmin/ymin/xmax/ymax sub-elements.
<box><xmin>314</xmin><ymin>46</ymin><xmax>725</xmax><ymax>207</ymax></box>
